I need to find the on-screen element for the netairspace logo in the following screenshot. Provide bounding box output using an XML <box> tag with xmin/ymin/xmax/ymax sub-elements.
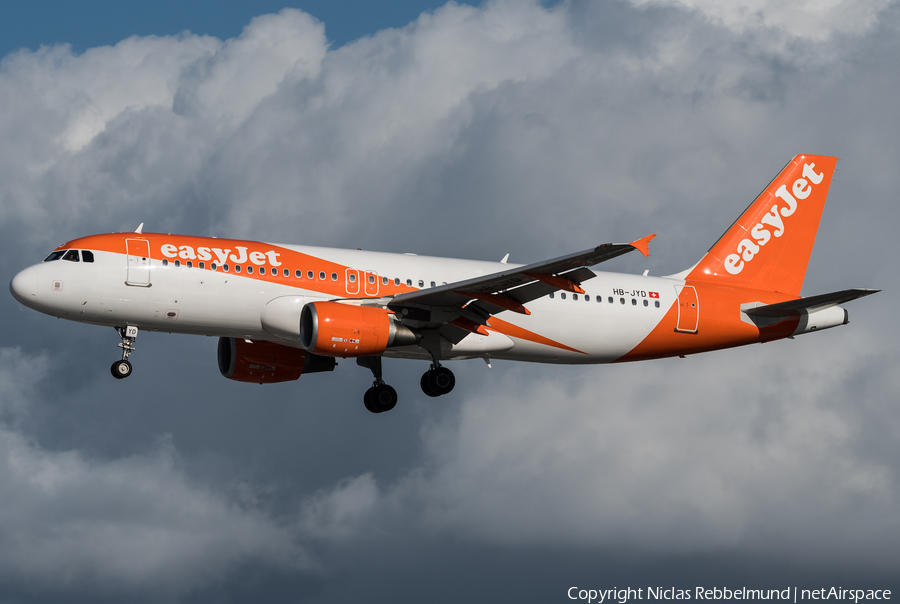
<box><xmin>567</xmin><ymin>586</ymin><xmax>892</xmax><ymax>603</ymax></box>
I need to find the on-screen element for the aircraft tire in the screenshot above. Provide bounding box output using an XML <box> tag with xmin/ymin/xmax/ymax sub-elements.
<box><xmin>365</xmin><ymin>385</ymin><xmax>397</xmax><ymax>413</ymax></box>
<box><xmin>111</xmin><ymin>360</ymin><xmax>133</xmax><ymax>379</ymax></box>
<box><xmin>421</xmin><ymin>372</ymin><xmax>439</xmax><ymax>397</ymax></box>
<box><xmin>364</xmin><ymin>388</ymin><xmax>381</xmax><ymax>413</ymax></box>
<box><xmin>373</xmin><ymin>384</ymin><xmax>398</xmax><ymax>412</ymax></box>
<box><xmin>425</xmin><ymin>367</ymin><xmax>455</xmax><ymax>397</ymax></box>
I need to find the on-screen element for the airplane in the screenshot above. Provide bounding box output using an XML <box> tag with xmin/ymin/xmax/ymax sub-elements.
<box><xmin>9</xmin><ymin>154</ymin><xmax>877</xmax><ymax>413</ymax></box>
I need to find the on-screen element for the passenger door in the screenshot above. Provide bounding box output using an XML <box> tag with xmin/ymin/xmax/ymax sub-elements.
<box><xmin>675</xmin><ymin>285</ymin><xmax>699</xmax><ymax>333</ymax></box>
<box><xmin>126</xmin><ymin>239</ymin><xmax>151</xmax><ymax>286</ymax></box>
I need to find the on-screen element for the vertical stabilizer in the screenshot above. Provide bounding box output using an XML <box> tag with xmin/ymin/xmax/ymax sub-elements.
<box><xmin>687</xmin><ymin>154</ymin><xmax>837</xmax><ymax>296</ymax></box>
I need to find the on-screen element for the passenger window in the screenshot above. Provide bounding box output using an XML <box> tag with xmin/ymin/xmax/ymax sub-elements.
<box><xmin>186</xmin><ymin>261</ymin><xmax>193</xmax><ymax>268</ymax></box>
<box><xmin>394</xmin><ymin>278</ymin><xmax>400</xmax><ymax>286</ymax></box>
<box><xmin>631</xmin><ymin>298</ymin><xmax>637</xmax><ymax>306</ymax></box>
<box><xmin>223</xmin><ymin>264</ymin><xmax>229</xmax><ymax>272</ymax></box>
<box><xmin>620</xmin><ymin>298</ymin><xmax>625</xmax><ymax>304</ymax></box>
<box><xmin>272</xmin><ymin>268</ymin><xmax>277</xmax><ymax>276</ymax></box>
<box><xmin>247</xmin><ymin>266</ymin><xmax>253</xmax><ymax>274</ymax></box>
<box><xmin>585</xmin><ymin>295</ymin><xmax>590</xmax><ymax>302</ymax></box>
<box><xmin>199</xmin><ymin>262</ymin><xmax>205</xmax><ymax>269</ymax></box>
<box><xmin>382</xmin><ymin>277</ymin><xmax>388</xmax><ymax>285</ymax></box>
<box><xmin>573</xmin><ymin>294</ymin><xmax>579</xmax><ymax>301</ymax></box>
<box><xmin>44</xmin><ymin>251</ymin><xmax>66</xmax><ymax>262</ymax></box>
<box><xmin>174</xmin><ymin>260</ymin><xmax>181</xmax><ymax>267</ymax></box>
<box><xmin>608</xmin><ymin>297</ymin><xmax>613</xmax><ymax>304</ymax></box>
<box><xmin>332</xmin><ymin>273</ymin><xmax>338</xmax><ymax>281</ymax></box>
<box><xmin>418</xmin><ymin>280</ymin><xmax>424</xmax><ymax>288</ymax></box>
<box><xmin>81</xmin><ymin>250</ymin><xmax>94</xmax><ymax>263</ymax></box>
<box><xmin>307</xmin><ymin>270</ymin><xmax>314</xmax><ymax>279</ymax></box>
<box><xmin>561</xmin><ymin>293</ymin><xmax>566</xmax><ymax>300</ymax></box>
<box><xmin>162</xmin><ymin>259</ymin><xmax>169</xmax><ymax>266</ymax></box>
<box><xmin>655</xmin><ymin>300</ymin><xmax>660</xmax><ymax>308</ymax></box>
<box><xmin>234</xmin><ymin>265</ymin><xmax>240</xmax><ymax>273</ymax></box>
<box><xmin>549</xmin><ymin>292</ymin><xmax>555</xmax><ymax>299</ymax></box>
<box><xmin>430</xmin><ymin>281</ymin><xmax>436</xmax><ymax>288</ymax></box>
<box><xmin>296</xmin><ymin>269</ymin><xmax>302</xmax><ymax>278</ymax></box>
<box><xmin>407</xmin><ymin>279</ymin><xmax>412</xmax><ymax>286</ymax></box>
<box><xmin>284</xmin><ymin>269</ymin><xmax>290</xmax><ymax>277</ymax></box>
<box><xmin>211</xmin><ymin>263</ymin><xmax>217</xmax><ymax>270</ymax></box>
<box><xmin>643</xmin><ymin>299</ymin><xmax>648</xmax><ymax>307</ymax></box>
<box><xmin>63</xmin><ymin>250</ymin><xmax>80</xmax><ymax>262</ymax></box>
<box><xmin>320</xmin><ymin>271</ymin><xmax>326</xmax><ymax>280</ymax></box>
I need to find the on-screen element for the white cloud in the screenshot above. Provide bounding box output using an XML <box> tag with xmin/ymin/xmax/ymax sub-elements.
<box><xmin>0</xmin><ymin>348</ymin><xmax>303</xmax><ymax>594</ymax></box>
<box><xmin>407</xmin><ymin>338</ymin><xmax>895</xmax><ymax>557</ymax></box>
<box><xmin>1</xmin><ymin>0</ymin><xmax>898</xmax><ymax>596</ymax></box>
<box><xmin>627</xmin><ymin>0</ymin><xmax>893</xmax><ymax>40</ymax></box>
<box><xmin>307</xmin><ymin>331</ymin><xmax>898</xmax><ymax>570</ymax></box>
<box><xmin>298</xmin><ymin>474</ymin><xmax>380</xmax><ymax>542</ymax></box>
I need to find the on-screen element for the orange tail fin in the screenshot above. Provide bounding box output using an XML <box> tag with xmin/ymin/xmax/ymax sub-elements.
<box><xmin>687</xmin><ymin>154</ymin><xmax>837</xmax><ymax>296</ymax></box>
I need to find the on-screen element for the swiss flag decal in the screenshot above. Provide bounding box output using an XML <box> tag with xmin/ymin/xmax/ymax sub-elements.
<box><xmin>649</xmin><ymin>291</ymin><xmax>659</xmax><ymax>298</ymax></box>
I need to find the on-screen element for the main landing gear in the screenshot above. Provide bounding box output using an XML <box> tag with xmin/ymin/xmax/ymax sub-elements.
<box><xmin>357</xmin><ymin>356</ymin><xmax>398</xmax><ymax>414</ymax></box>
<box><xmin>356</xmin><ymin>356</ymin><xmax>456</xmax><ymax>414</ymax></box>
<box><xmin>111</xmin><ymin>326</ymin><xmax>138</xmax><ymax>379</ymax></box>
<box><xmin>420</xmin><ymin>363</ymin><xmax>455</xmax><ymax>397</ymax></box>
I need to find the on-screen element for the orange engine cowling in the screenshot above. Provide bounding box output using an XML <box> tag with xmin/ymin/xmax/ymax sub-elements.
<box><xmin>299</xmin><ymin>301</ymin><xmax>419</xmax><ymax>357</ymax></box>
<box><xmin>217</xmin><ymin>337</ymin><xmax>336</xmax><ymax>384</ymax></box>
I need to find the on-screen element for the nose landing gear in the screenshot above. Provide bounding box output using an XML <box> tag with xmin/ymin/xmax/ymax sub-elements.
<box><xmin>357</xmin><ymin>356</ymin><xmax>398</xmax><ymax>413</ymax></box>
<box><xmin>420</xmin><ymin>364</ymin><xmax>455</xmax><ymax>397</ymax></box>
<box><xmin>111</xmin><ymin>326</ymin><xmax>138</xmax><ymax>379</ymax></box>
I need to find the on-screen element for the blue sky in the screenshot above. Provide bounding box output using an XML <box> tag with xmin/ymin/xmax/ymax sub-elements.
<box><xmin>0</xmin><ymin>0</ymin><xmax>472</xmax><ymax>57</ymax></box>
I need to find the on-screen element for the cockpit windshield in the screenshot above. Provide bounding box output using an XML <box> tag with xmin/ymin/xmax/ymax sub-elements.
<box><xmin>44</xmin><ymin>249</ymin><xmax>94</xmax><ymax>263</ymax></box>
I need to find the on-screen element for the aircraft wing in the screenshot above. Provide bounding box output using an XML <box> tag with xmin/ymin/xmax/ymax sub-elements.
<box><xmin>386</xmin><ymin>235</ymin><xmax>655</xmax><ymax>338</ymax></box>
<box><xmin>744</xmin><ymin>288</ymin><xmax>879</xmax><ymax>318</ymax></box>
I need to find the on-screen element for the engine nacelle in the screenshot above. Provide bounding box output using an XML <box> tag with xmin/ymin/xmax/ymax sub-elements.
<box><xmin>217</xmin><ymin>337</ymin><xmax>336</xmax><ymax>384</ymax></box>
<box><xmin>299</xmin><ymin>301</ymin><xmax>419</xmax><ymax>357</ymax></box>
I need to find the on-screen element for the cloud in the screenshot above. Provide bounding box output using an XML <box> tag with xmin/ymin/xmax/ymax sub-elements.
<box><xmin>626</xmin><ymin>0</ymin><xmax>893</xmax><ymax>40</ymax></box>
<box><xmin>399</xmin><ymin>336</ymin><xmax>898</xmax><ymax>562</ymax></box>
<box><xmin>280</xmin><ymin>330</ymin><xmax>898</xmax><ymax>575</ymax></box>
<box><xmin>0</xmin><ymin>348</ymin><xmax>303</xmax><ymax>596</ymax></box>
<box><xmin>1</xmin><ymin>0</ymin><xmax>899</xmax><ymax>599</ymax></box>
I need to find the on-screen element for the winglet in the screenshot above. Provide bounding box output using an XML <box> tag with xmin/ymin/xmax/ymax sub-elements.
<box><xmin>135</xmin><ymin>223</ymin><xmax>144</xmax><ymax>234</ymax></box>
<box><xmin>629</xmin><ymin>233</ymin><xmax>656</xmax><ymax>257</ymax></box>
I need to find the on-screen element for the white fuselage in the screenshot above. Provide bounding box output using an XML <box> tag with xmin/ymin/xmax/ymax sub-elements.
<box><xmin>13</xmin><ymin>242</ymin><xmax>679</xmax><ymax>364</ymax></box>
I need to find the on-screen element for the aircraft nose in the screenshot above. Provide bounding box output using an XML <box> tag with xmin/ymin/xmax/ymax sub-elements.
<box><xmin>10</xmin><ymin>267</ymin><xmax>38</xmax><ymax>305</ymax></box>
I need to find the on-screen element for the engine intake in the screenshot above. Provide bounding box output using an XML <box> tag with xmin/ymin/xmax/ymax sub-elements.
<box><xmin>299</xmin><ymin>301</ymin><xmax>419</xmax><ymax>357</ymax></box>
<box><xmin>217</xmin><ymin>337</ymin><xmax>335</xmax><ymax>383</ymax></box>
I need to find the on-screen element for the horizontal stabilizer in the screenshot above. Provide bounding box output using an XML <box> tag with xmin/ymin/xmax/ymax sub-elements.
<box><xmin>744</xmin><ymin>288</ymin><xmax>879</xmax><ymax>318</ymax></box>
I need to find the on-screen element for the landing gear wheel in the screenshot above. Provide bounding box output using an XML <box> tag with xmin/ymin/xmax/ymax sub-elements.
<box><xmin>422</xmin><ymin>367</ymin><xmax>455</xmax><ymax>397</ymax></box>
<box><xmin>421</xmin><ymin>372</ymin><xmax>439</xmax><ymax>397</ymax></box>
<box><xmin>111</xmin><ymin>359</ymin><xmax>133</xmax><ymax>379</ymax></box>
<box><xmin>364</xmin><ymin>388</ymin><xmax>380</xmax><ymax>413</ymax></box>
<box><xmin>112</xmin><ymin>326</ymin><xmax>138</xmax><ymax>380</ymax></box>
<box><xmin>364</xmin><ymin>384</ymin><xmax>398</xmax><ymax>413</ymax></box>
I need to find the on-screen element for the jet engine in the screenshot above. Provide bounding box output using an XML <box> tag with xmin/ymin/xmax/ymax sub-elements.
<box><xmin>299</xmin><ymin>301</ymin><xmax>419</xmax><ymax>357</ymax></box>
<box><xmin>217</xmin><ymin>337</ymin><xmax>336</xmax><ymax>384</ymax></box>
